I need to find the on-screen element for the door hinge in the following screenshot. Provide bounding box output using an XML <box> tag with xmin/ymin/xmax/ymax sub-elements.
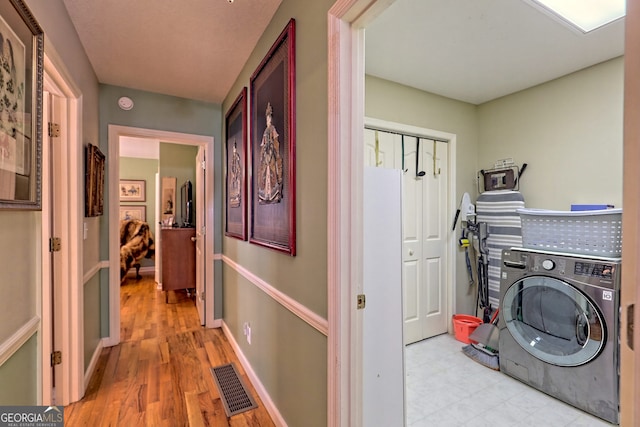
<box><xmin>357</xmin><ymin>294</ymin><xmax>366</xmax><ymax>310</ymax></box>
<box><xmin>200</xmin><ymin>160</ymin><xmax>206</xmax><ymax>170</ymax></box>
<box><xmin>51</xmin><ymin>351</ymin><xmax>62</xmax><ymax>366</ymax></box>
<box><xmin>48</xmin><ymin>122</ymin><xmax>60</xmax><ymax>138</ymax></box>
<box><xmin>49</xmin><ymin>237</ymin><xmax>61</xmax><ymax>252</ymax></box>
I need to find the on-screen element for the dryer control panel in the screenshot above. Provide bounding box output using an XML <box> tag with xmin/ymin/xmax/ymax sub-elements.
<box><xmin>574</xmin><ymin>261</ymin><xmax>614</xmax><ymax>279</ymax></box>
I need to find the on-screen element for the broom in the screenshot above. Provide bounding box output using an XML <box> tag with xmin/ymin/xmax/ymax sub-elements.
<box><xmin>461</xmin><ymin>309</ymin><xmax>500</xmax><ymax>370</ymax></box>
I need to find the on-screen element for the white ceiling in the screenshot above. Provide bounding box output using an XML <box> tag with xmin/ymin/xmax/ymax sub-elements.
<box><xmin>365</xmin><ymin>0</ymin><xmax>625</xmax><ymax>105</ymax></box>
<box><xmin>62</xmin><ymin>0</ymin><xmax>283</xmax><ymax>104</ymax></box>
<box><xmin>61</xmin><ymin>0</ymin><xmax>625</xmax><ymax>107</ymax></box>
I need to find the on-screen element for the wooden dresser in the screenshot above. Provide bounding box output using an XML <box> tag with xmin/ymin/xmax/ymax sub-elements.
<box><xmin>161</xmin><ymin>227</ymin><xmax>196</xmax><ymax>300</ymax></box>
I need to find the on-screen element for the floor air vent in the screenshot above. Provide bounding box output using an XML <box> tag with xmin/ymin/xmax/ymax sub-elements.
<box><xmin>210</xmin><ymin>363</ymin><xmax>258</xmax><ymax>417</ymax></box>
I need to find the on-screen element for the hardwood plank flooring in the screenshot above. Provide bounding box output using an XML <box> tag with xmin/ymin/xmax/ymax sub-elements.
<box><xmin>64</xmin><ymin>274</ymin><xmax>275</xmax><ymax>427</ymax></box>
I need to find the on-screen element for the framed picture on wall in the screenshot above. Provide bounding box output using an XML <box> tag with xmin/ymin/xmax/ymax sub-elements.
<box><xmin>225</xmin><ymin>87</ymin><xmax>247</xmax><ymax>241</ymax></box>
<box><xmin>119</xmin><ymin>205</ymin><xmax>146</xmax><ymax>222</ymax></box>
<box><xmin>161</xmin><ymin>176</ymin><xmax>177</xmax><ymax>226</ymax></box>
<box><xmin>0</xmin><ymin>0</ymin><xmax>43</xmax><ymax>209</ymax></box>
<box><xmin>85</xmin><ymin>143</ymin><xmax>105</xmax><ymax>217</ymax></box>
<box><xmin>249</xmin><ymin>18</ymin><xmax>296</xmax><ymax>255</ymax></box>
<box><xmin>119</xmin><ymin>179</ymin><xmax>146</xmax><ymax>202</ymax></box>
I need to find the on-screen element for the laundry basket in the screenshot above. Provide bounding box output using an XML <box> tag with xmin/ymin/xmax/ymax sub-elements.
<box><xmin>517</xmin><ymin>208</ymin><xmax>622</xmax><ymax>257</ymax></box>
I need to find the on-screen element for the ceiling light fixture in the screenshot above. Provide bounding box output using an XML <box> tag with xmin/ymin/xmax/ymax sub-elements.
<box><xmin>527</xmin><ymin>0</ymin><xmax>625</xmax><ymax>33</ymax></box>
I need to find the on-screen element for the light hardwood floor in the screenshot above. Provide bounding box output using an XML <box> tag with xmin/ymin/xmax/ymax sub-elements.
<box><xmin>64</xmin><ymin>274</ymin><xmax>275</xmax><ymax>427</ymax></box>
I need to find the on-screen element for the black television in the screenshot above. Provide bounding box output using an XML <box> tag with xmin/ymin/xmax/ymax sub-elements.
<box><xmin>180</xmin><ymin>180</ymin><xmax>193</xmax><ymax>228</ymax></box>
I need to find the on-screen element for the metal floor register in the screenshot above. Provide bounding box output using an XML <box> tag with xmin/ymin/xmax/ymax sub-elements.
<box><xmin>210</xmin><ymin>363</ymin><xmax>258</xmax><ymax>417</ymax></box>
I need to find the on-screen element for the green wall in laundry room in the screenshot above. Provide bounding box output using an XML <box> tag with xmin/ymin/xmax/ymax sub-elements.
<box><xmin>477</xmin><ymin>57</ymin><xmax>624</xmax><ymax>210</ymax></box>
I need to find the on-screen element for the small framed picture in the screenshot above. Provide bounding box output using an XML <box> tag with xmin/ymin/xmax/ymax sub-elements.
<box><xmin>119</xmin><ymin>205</ymin><xmax>146</xmax><ymax>222</ymax></box>
<box><xmin>119</xmin><ymin>179</ymin><xmax>146</xmax><ymax>202</ymax></box>
<box><xmin>86</xmin><ymin>144</ymin><xmax>105</xmax><ymax>217</ymax></box>
<box><xmin>161</xmin><ymin>176</ymin><xmax>177</xmax><ymax>225</ymax></box>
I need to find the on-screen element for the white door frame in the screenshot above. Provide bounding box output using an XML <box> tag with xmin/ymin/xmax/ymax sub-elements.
<box><xmin>329</xmin><ymin>1</ymin><xmax>639</xmax><ymax>426</ymax></box>
<box><xmin>106</xmin><ymin>125</ymin><xmax>215</xmax><ymax>347</ymax></box>
<box><xmin>41</xmin><ymin>51</ymin><xmax>84</xmax><ymax>405</ymax></box>
<box><xmin>327</xmin><ymin>1</ymin><xmax>389</xmax><ymax>425</ymax></box>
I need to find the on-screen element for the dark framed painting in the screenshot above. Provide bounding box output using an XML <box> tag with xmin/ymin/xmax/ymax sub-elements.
<box><xmin>0</xmin><ymin>0</ymin><xmax>43</xmax><ymax>209</ymax></box>
<box><xmin>85</xmin><ymin>144</ymin><xmax>105</xmax><ymax>217</ymax></box>
<box><xmin>249</xmin><ymin>18</ymin><xmax>296</xmax><ymax>255</ymax></box>
<box><xmin>225</xmin><ymin>87</ymin><xmax>247</xmax><ymax>240</ymax></box>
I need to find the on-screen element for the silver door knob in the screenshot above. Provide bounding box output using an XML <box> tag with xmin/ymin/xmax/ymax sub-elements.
<box><xmin>191</xmin><ymin>236</ymin><xmax>197</xmax><ymax>242</ymax></box>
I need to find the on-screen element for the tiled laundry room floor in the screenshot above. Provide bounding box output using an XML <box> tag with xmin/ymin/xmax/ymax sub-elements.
<box><xmin>405</xmin><ymin>333</ymin><xmax>614</xmax><ymax>427</ymax></box>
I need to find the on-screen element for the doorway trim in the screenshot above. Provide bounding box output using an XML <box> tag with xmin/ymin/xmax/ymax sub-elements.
<box><xmin>328</xmin><ymin>1</ymin><xmax>396</xmax><ymax>424</ymax></box>
<box><xmin>41</xmin><ymin>50</ymin><xmax>83</xmax><ymax>405</ymax></box>
<box><xmin>106</xmin><ymin>125</ymin><xmax>215</xmax><ymax>347</ymax></box>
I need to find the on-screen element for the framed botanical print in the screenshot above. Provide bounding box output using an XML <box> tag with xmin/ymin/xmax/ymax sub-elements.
<box><xmin>225</xmin><ymin>87</ymin><xmax>247</xmax><ymax>240</ymax></box>
<box><xmin>0</xmin><ymin>0</ymin><xmax>43</xmax><ymax>209</ymax></box>
<box><xmin>119</xmin><ymin>179</ymin><xmax>145</xmax><ymax>202</ymax></box>
<box><xmin>119</xmin><ymin>205</ymin><xmax>146</xmax><ymax>222</ymax></box>
<box><xmin>249</xmin><ymin>19</ymin><xmax>296</xmax><ymax>255</ymax></box>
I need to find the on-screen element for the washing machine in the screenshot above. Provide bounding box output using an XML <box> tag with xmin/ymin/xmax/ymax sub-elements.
<box><xmin>499</xmin><ymin>248</ymin><xmax>621</xmax><ymax>424</ymax></box>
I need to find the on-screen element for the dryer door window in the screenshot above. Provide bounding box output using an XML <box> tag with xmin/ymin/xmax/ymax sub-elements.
<box><xmin>502</xmin><ymin>276</ymin><xmax>605</xmax><ymax>366</ymax></box>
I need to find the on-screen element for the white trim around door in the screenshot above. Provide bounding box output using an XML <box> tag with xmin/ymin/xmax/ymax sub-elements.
<box><xmin>42</xmin><ymin>50</ymin><xmax>83</xmax><ymax>406</ymax></box>
<box><xmin>106</xmin><ymin>126</ymin><xmax>215</xmax><ymax>348</ymax></box>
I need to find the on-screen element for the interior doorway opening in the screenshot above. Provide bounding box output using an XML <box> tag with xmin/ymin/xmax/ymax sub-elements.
<box><xmin>106</xmin><ymin>125</ymin><xmax>215</xmax><ymax>348</ymax></box>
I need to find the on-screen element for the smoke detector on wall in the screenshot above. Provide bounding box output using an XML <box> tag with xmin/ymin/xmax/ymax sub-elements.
<box><xmin>118</xmin><ymin>96</ymin><xmax>134</xmax><ymax>111</ymax></box>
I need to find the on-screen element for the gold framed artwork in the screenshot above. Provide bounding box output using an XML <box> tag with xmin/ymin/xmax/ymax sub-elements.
<box><xmin>85</xmin><ymin>143</ymin><xmax>105</xmax><ymax>217</ymax></box>
<box><xmin>119</xmin><ymin>179</ymin><xmax>145</xmax><ymax>202</ymax></box>
<box><xmin>119</xmin><ymin>205</ymin><xmax>146</xmax><ymax>222</ymax></box>
<box><xmin>0</xmin><ymin>0</ymin><xmax>43</xmax><ymax>209</ymax></box>
<box><xmin>161</xmin><ymin>176</ymin><xmax>177</xmax><ymax>226</ymax></box>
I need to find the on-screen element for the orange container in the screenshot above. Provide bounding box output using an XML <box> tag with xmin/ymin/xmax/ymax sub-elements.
<box><xmin>452</xmin><ymin>314</ymin><xmax>483</xmax><ymax>344</ymax></box>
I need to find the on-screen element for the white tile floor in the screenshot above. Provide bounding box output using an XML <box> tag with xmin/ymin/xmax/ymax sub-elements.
<box><xmin>405</xmin><ymin>334</ymin><xmax>615</xmax><ymax>427</ymax></box>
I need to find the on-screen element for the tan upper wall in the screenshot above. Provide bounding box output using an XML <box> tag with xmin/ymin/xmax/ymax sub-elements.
<box><xmin>478</xmin><ymin>57</ymin><xmax>623</xmax><ymax>210</ymax></box>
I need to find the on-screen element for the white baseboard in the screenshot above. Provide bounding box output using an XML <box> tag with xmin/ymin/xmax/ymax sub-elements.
<box><xmin>85</xmin><ymin>339</ymin><xmax>105</xmax><ymax>390</ymax></box>
<box><xmin>221</xmin><ymin>321</ymin><xmax>287</xmax><ymax>427</ymax></box>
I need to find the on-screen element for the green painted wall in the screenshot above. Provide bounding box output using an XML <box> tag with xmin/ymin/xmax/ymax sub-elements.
<box><xmin>99</xmin><ymin>85</ymin><xmax>222</xmax><ymax>335</ymax></box>
<box><xmin>84</xmin><ymin>275</ymin><xmax>101</xmax><ymax>369</ymax></box>
<box><xmin>120</xmin><ymin>157</ymin><xmax>158</xmax><ymax>228</ymax></box>
<box><xmin>0</xmin><ymin>1</ymin><xmax>99</xmax><ymax>404</ymax></box>
<box><xmin>365</xmin><ymin>74</ymin><xmax>480</xmax><ymax>315</ymax></box>
<box><xmin>364</xmin><ymin>57</ymin><xmax>624</xmax><ymax>316</ymax></box>
<box><xmin>221</xmin><ymin>1</ymin><xmax>333</xmax><ymax>425</ymax></box>
<box><xmin>120</xmin><ymin>157</ymin><xmax>159</xmax><ymax>270</ymax></box>
<box><xmin>477</xmin><ymin>57</ymin><xmax>623</xmax><ymax>209</ymax></box>
<box><xmin>0</xmin><ymin>335</ymin><xmax>38</xmax><ymax>404</ymax></box>
<box><xmin>159</xmin><ymin>144</ymin><xmax>198</xmax><ymax>227</ymax></box>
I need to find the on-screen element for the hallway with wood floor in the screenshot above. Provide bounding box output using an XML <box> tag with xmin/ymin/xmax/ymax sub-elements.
<box><xmin>64</xmin><ymin>274</ymin><xmax>275</xmax><ymax>426</ymax></box>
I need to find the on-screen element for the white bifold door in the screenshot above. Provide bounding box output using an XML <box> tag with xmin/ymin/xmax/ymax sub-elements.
<box><xmin>364</xmin><ymin>128</ymin><xmax>449</xmax><ymax>345</ymax></box>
